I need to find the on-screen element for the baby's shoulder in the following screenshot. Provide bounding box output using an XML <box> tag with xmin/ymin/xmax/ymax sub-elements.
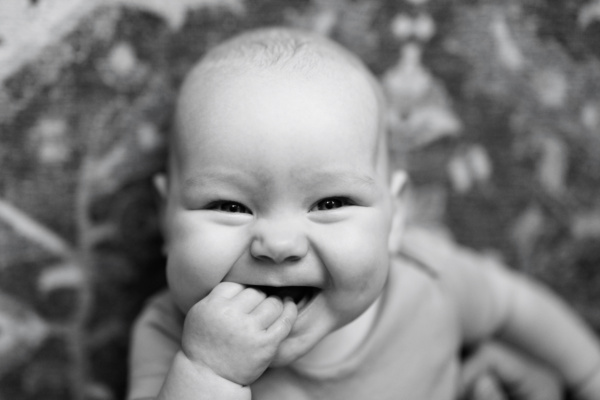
<box><xmin>393</xmin><ymin>225</ymin><xmax>520</xmax><ymax>342</ymax></box>
<box><xmin>138</xmin><ymin>290</ymin><xmax>180</xmax><ymax>321</ymax></box>
<box><xmin>128</xmin><ymin>290</ymin><xmax>182</xmax><ymax>399</ymax></box>
<box><xmin>392</xmin><ymin>226</ymin><xmax>460</xmax><ymax>277</ymax></box>
<box><xmin>132</xmin><ymin>289</ymin><xmax>184</xmax><ymax>347</ymax></box>
<box><xmin>394</xmin><ymin>224</ymin><xmax>506</xmax><ymax>280</ymax></box>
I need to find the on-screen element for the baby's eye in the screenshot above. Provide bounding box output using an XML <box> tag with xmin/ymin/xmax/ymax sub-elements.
<box><xmin>208</xmin><ymin>201</ymin><xmax>252</xmax><ymax>214</ymax></box>
<box><xmin>312</xmin><ymin>197</ymin><xmax>353</xmax><ymax>211</ymax></box>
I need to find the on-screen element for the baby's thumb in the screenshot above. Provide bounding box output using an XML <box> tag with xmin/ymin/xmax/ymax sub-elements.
<box><xmin>267</xmin><ymin>298</ymin><xmax>297</xmax><ymax>340</ymax></box>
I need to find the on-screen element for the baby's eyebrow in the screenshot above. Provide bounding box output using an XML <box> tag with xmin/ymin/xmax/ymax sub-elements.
<box><xmin>295</xmin><ymin>169</ymin><xmax>376</xmax><ymax>189</ymax></box>
<box><xmin>183</xmin><ymin>170</ymin><xmax>259</xmax><ymax>191</ymax></box>
<box><xmin>182</xmin><ymin>169</ymin><xmax>376</xmax><ymax>193</ymax></box>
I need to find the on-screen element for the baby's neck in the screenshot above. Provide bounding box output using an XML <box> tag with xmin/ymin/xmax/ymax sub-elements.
<box><xmin>291</xmin><ymin>295</ymin><xmax>382</xmax><ymax>371</ymax></box>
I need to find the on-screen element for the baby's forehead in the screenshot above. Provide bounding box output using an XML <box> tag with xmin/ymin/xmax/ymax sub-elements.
<box><xmin>172</xmin><ymin>28</ymin><xmax>387</xmax><ymax>167</ymax></box>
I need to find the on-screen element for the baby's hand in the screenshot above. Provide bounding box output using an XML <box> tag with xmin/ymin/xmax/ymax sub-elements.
<box><xmin>180</xmin><ymin>282</ymin><xmax>298</xmax><ymax>386</ymax></box>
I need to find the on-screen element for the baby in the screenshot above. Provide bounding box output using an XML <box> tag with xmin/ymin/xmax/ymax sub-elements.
<box><xmin>128</xmin><ymin>28</ymin><xmax>600</xmax><ymax>400</ymax></box>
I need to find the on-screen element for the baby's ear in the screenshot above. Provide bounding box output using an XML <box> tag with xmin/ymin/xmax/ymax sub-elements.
<box><xmin>388</xmin><ymin>170</ymin><xmax>409</xmax><ymax>253</ymax></box>
<box><xmin>153</xmin><ymin>173</ymin><xmax>169</xmax><ymax>254</ymax></box>
<box><xmin>153</xmin><ymin>173</ymin><xmax>168</xmax><ymax>199</ymax></box>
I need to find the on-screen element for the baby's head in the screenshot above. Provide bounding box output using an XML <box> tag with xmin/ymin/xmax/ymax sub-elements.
<box><xmin>170</xmin><ymin>27</ymin><xmax>391</xmax><ymax>181</ymax></box>
<box><xmin>160</xmin><ymin>27</ymin><xmax>407</xmax><ymax>366</ymax></box>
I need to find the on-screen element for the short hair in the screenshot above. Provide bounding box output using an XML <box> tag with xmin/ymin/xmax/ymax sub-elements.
<box><xmin>191</xmin><ymin>27</ymin><xmax>368</xmax><ymax>77</ymax></box>
<box><xmin>181</xmin><ymin>27</ymin><xmax>385</xmax><ymax>117</ymax></box>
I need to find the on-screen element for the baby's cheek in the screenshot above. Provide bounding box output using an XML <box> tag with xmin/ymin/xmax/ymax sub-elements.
<box><xmin>324</xmin><ymin>226</ymin><xmax>389</xmax><ymax>291</ymax></box>
<box><xmin>166</xmin><ymin>224</ymin><xmax>249</xmax><ymax>311</ymax></box>
<box><xmin>166</xmin><ymin>241</ymin><xmax>228</xmax><ymax>312</ymax></box>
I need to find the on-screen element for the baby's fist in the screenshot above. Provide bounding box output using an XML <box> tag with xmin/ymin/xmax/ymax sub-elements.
<box><xmin>181</xmin><ymin>282</ymin><xmax>297</xmax><ymax>386</ymax></box>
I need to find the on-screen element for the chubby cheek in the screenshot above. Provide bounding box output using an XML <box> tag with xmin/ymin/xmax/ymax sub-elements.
<box><xmin>166</xmin><ymin>248</ymin><xmax>221</xmax><ymax>312</ymax></box>
<box><xmin>165</xmin><ymin>212</ymin><xmax>249</xmax><ymax>312</ymax></box>
<box><xmin>318</xmin><ymin>213</ymin><xmax>391</xmax><ymax>308</ymax></box>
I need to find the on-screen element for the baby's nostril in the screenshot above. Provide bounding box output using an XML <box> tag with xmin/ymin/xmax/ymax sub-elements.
<box><xmin>252</xmin><ymin>254</ymin><xmax>301</xmax><ymax>263</ymax></box>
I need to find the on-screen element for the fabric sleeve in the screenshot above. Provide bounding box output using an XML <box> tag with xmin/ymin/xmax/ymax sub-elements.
<box><xmin>399</xmin><ymin>225</ymin><xmax>518</xmax><ymax>344</ymax></box>
<box><xmin>127</xmin><ymin>290</ymin><xmax>184</xmax><ymax>400</ymax></box>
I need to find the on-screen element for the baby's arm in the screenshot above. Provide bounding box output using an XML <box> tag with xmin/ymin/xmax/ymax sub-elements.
<box><xmin>156</xmin><ymin>282</ymin><xmax>297</xmax><ymax>400</ymax></box>
<box><xmin>129</xmin><ymin>283</ymin><xmax>297</xmax><ymax>400</ymax></box>
<box><xmin>449</xmin><ymin>253</ymin><xmax>600</xmax><ymax>398</ymax></box>
<box><xmin>157</xmin><ymin>282</ymin><xmax>297</xmax><ymax>400</ymax></box>
<box><xmin>401</xmin><ymin>227</ymin><xmax>600</xmax><ymax>399</ymax></box>
<box><xmin>460</xmin><ymin>341</ymin><xmax>563</xmax><ymax>400</ymax></box>
<box><xmin>494</xmin><ymin>274</ymin><xmax>600</xmax><ymax>399</ymax></box>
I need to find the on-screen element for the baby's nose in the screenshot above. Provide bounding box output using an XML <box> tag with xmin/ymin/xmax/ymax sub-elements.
<box><xmin>250</xmin><ymin>218</ymin><xmax>308</xmax><ymax>264</ymax></box>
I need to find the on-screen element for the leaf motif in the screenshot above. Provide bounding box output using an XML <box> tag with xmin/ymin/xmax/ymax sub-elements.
<box><xmin>579</xmin><ymin>0</ymin><xmax>600</xmax><ymax>28</ymax></box>
<box><xmin>490</xmin><ymin>13</ymin><xmax>525</xmax><ymax>72</ymax></box>
<box><xmin>106</xmin><ymin>0</ymin><xmax>246</xmax><ymax>30</ymax></box>
<box><xmin>0</xmin><ymin>292</ymin><xmax>49</xmax><ymax>378</ymax></box>
<box><xmin>536</xmin><ymin>135</ymin><xmax>568</xmax><ymax>196</ymax></box>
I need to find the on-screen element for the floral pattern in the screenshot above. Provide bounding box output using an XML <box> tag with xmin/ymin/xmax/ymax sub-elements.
<box><xmin>1</xmin><ymin>0</ymin><xmax>599</xmax><ymax>399</ymax></box>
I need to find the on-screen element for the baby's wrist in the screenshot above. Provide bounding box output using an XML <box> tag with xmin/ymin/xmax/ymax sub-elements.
<box><xmin>164</xmin><ymin>351</ymin><xmax>250</xmax><ymax>399</ymax></box>
<box><xmin>177</xmin><ymin>350</ymin><xmax>235</xmax><ymax>385</ymax></box>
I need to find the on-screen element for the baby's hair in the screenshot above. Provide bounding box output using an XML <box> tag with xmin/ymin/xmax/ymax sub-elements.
<box><xmin>193</xmin><ymin>27</ymin><xmax>368</xmax><ymax>77</ymax></box>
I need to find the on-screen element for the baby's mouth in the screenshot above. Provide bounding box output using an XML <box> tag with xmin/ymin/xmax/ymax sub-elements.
<box><xmin>249</xmin><ymin>285</ymin><xmax>319</xmax><ymax>310</ymax></box>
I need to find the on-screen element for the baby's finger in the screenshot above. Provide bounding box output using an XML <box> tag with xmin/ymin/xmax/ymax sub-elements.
<box><xmin>251</xmin><ymin>296</ymin><xmax>284</xmax><ymax>328</ymax></box>
<box><xmin>267</xmin><ymin>298</ymin><xmax>297</xmax><ymax>340</ymax></box>
<box><xmin>230</xmin><ymin>287</ymin><xmax>267</xmax><ymax>313</ymax></box>
<box><xmin>209</xmin><ymin>282</ymin><xmax>245</xmax><ymax>299</ymax></box>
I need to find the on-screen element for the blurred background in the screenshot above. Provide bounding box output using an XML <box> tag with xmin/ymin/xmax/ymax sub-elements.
<box><xmin>1</xmin><ymin>0</ymin><xmax>599</xmax><ymax>399</ymax></box>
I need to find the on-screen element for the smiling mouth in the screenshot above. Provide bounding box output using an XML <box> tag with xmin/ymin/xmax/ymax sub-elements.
<box><xmin>249</xmin><ymin>285</ymin><xmax>319</xmax><ymax>310</ymax></box>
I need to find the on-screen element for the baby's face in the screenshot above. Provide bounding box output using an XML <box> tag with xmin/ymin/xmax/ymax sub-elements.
<box><xmin>164</xmin><ymin>64</ymin><xmax>394</xmax><ymax>366</ymax></box>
